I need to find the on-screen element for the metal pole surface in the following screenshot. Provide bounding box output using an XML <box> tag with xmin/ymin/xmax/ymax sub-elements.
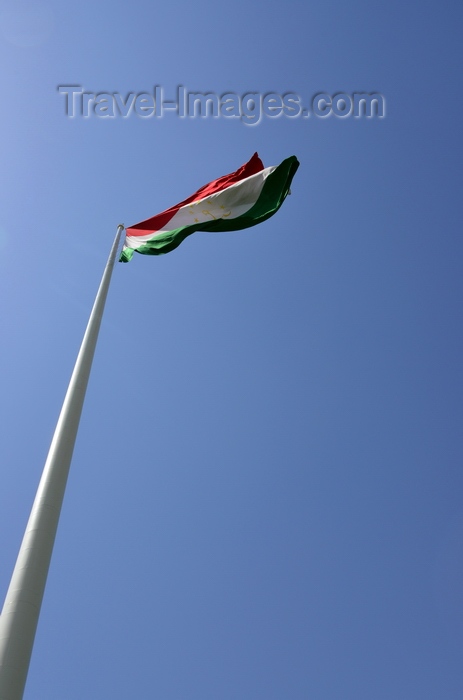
<box><xmin>0</xmin><ymin>225</ymin><xmax>124</xmax><ymax>700</ymax></box>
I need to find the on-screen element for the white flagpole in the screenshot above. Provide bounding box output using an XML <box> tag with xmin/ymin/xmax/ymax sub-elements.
<box><xmin>0</xmin><ymin>224</ymin><xmax>125</xmax><ymax>700</ymax></box>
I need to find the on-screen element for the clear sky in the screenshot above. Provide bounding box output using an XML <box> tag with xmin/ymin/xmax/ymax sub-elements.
<box><xmin>0</xmin><ymin>1</ymin><xmax>462</xmax><ymax>698</ymax></box>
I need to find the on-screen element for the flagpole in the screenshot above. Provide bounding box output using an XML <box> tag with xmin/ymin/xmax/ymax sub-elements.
<box><xmin>0</xmin><ymin>224</ymin><xmax>125</xmax><ymax>700</ymax></box>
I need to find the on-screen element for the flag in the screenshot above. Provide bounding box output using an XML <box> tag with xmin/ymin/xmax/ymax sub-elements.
<box><xmin>119</xmin><ymin>153</ymin><xmax>299</xmax><ymax>262</ymax></box>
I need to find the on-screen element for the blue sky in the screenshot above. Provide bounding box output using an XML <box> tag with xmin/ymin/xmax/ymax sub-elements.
<box><xmin>0</xmin><ymin>1</ymin><xmax>462</xmax><ymax>698</ymax></box>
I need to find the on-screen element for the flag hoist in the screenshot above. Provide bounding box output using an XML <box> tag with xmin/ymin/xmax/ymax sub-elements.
<box><xmin>0</xmin><ymin>225</ymin><xmax>125</xmax><ymax>700</ymax></box>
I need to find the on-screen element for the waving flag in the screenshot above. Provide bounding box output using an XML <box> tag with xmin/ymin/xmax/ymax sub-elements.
<box><xmin>120</xmin><ymin>153</ymin><xmax>299</xmax><ymax>262</ymax></box>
